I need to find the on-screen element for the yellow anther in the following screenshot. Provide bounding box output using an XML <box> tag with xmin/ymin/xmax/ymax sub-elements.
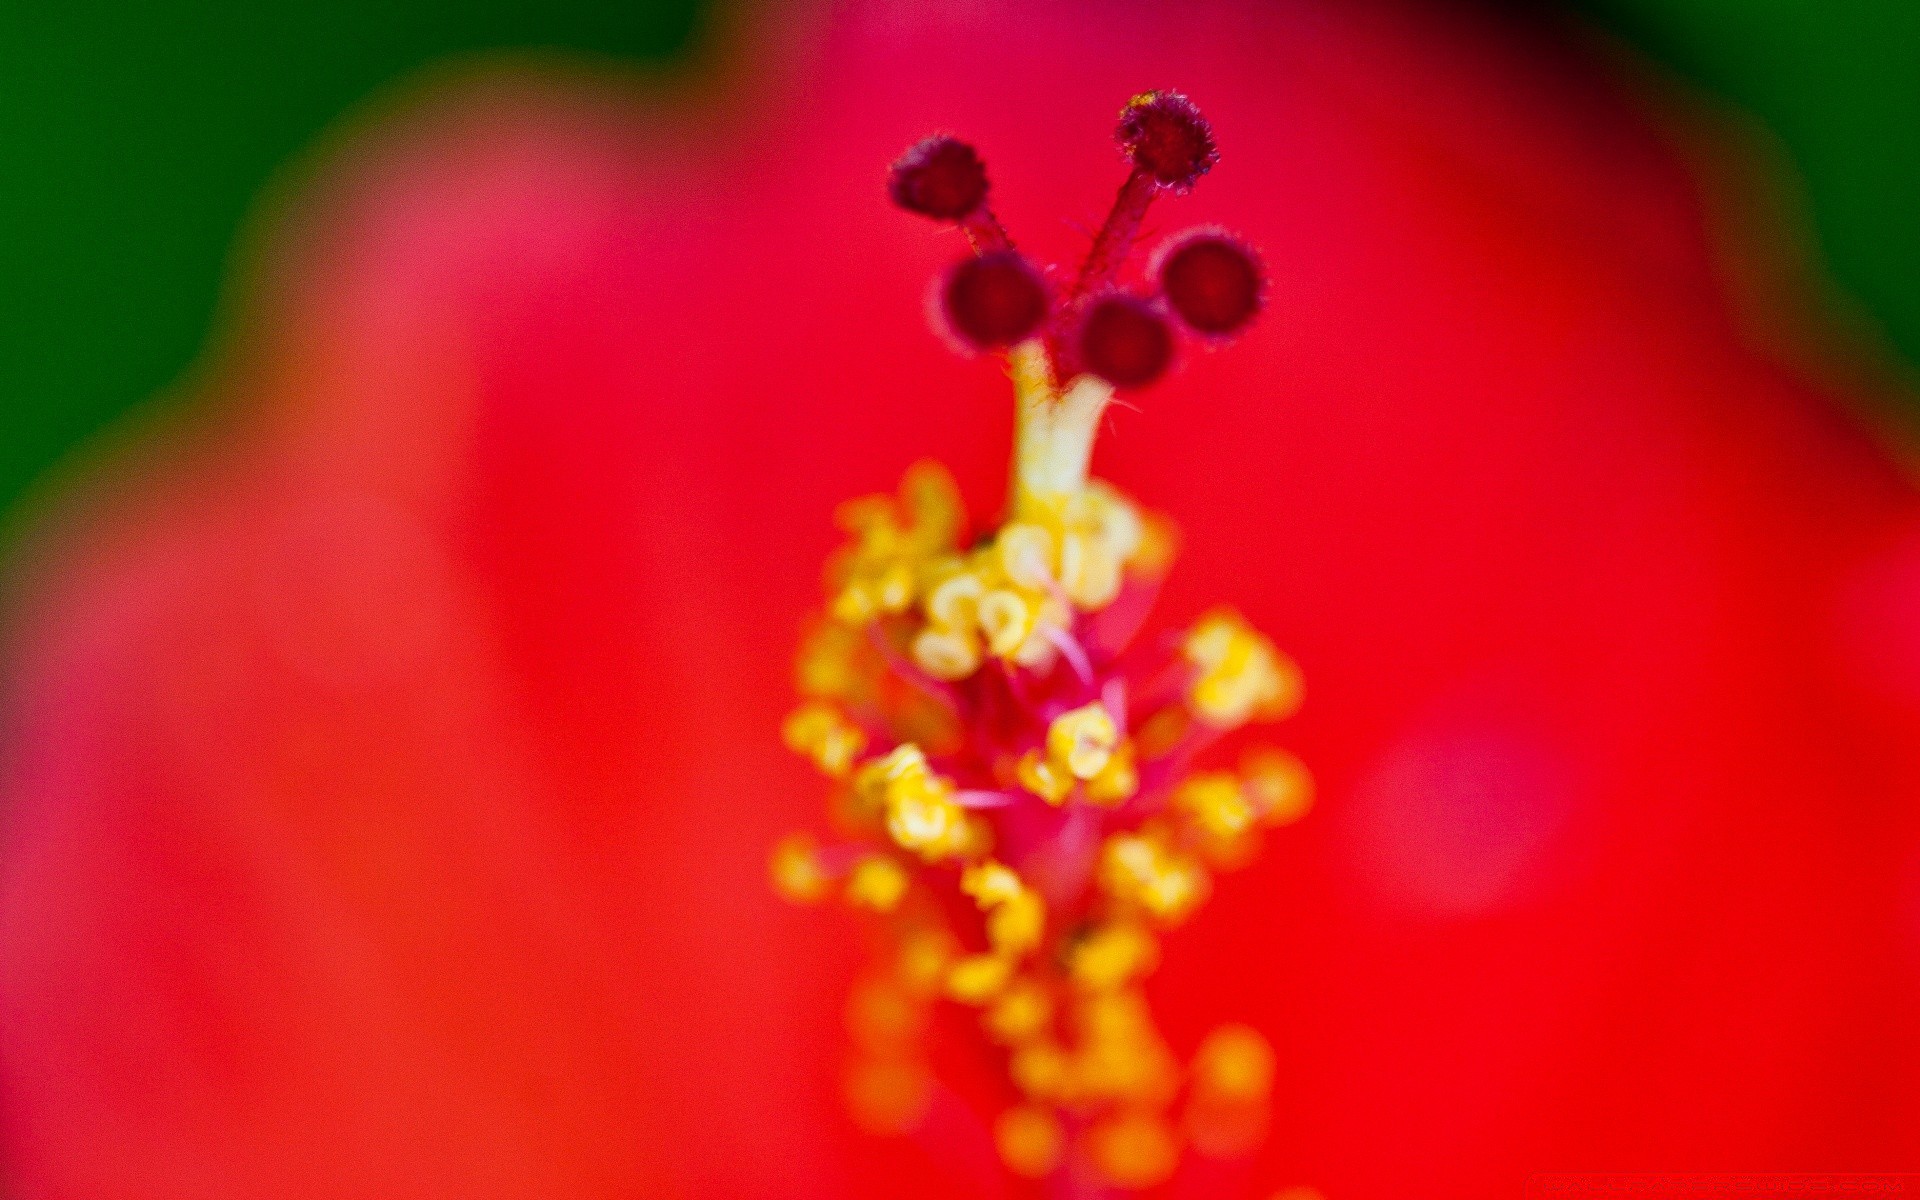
<box><xmin>875</xmin><ymin>562</ymin><xmax>914</xmax><ymax>612</ymax></box>
<box><xmin>1085</xmin><ymin>740</ymin><xmax>1138</xmax><ymax>805</ymax></box>
<box><xmin>946</xmin><ymin>953</ymin><xmax>1014</xmax><ymax>1005</ymax></box>
<box><xmin>994</xmin><ymin>1104</ymin><xmax>1065</xmax><ymax>1178</ymax></box>
<box><xmin>910</xmin><ymin>626</ymin><xmax>982</xmax><ymax>681</ymax></box>
<box><xmin>924</xmin><ymin>568</ymin><xmax>984</xmax><ymax>627</ymax></box>
<box><xmin>1184</xmin><ymin>609</ymin><xmax>1303</xmax><ymax>728</ymax></box>
<box><xmin>1192</xmin><ymin>1024</ymin><xmax>1276</xmax><ymax>1103</ymax></box>
<box><xmin>1101</xmin><ymin>834</ymin><xmax>1157</xmax><ymax>890</ymax></box>
<box><xmin>858</xmin><ymin>745</ymin><xmax>973</xmax><ymax>862</ymax></box>
<box><xmin>1008</xmin><ymin>479</ymin><xmax>1151</xmax><ymax>613</ymax></box>
<box><xmin>1242</xmin><ymin>747</ymin><xmax>1314</xmax><ymax>826</ymax></box>
<box><xmin>1068</xmin><ymin>922</ymin><xmax>1159</xmax><ymax>992</ymax></box>
<box><xmin>977</xmin><ymin>589</ymin><xmax>1034</xmax><ymax>658</ymax></box>
<box><xmin>769</xmin><ymin>833</ymin><xmax>829</xmax><ymax>904</ymax></box>
<box><xmin>829</xmin><ymin>581</ymin><xmax>879</xmax><ymax>625</ymax></box>
<box><xmin>1076</xmin><ymin>1021</ymin><xmax>1179</xmax><ymax>1106</ymax></box>
<box><xmin>1010</xmin><ymin>1041</ymin><xmax>1071</xmax><ymax>1100</ymax></box>
<box><xmin>896</xmin><ymin>928</ymin><xmax>958</xmax><ymax>998</ymax></box>
<box><xmin>1057</xmin><ymin>492</ymin><xmax>1141</xmax><ymax>607</ymax></box>
<box><xmin>987</xmin><ymin>889</ymin><xmax>1045</xmax><ymax>957</ymax></box>
<box><xmin>960</xmin><ymin>861</ymin><xmax>1024</xmax><ymax>906</ymax></box>
<box><xmin>996</xmin><ymin>523</ymin><xmax>1056</xmax><ymax>591</ymax></box>
<box><xmin>826</xmin><ymin>462</ymin><xmax>965</xmax><ymax>627</ymax></box>
<box><xmin>1088</xmin><ymin>1109</ymin><xmax>1180</xmax><ymax>1189</ymax></box>
<box><xmin>1077</xmin><ymin>1035</ymin><xmax>1179</xmax><ymax>1107</ymax></box>
<box><xmin>1047</xmin><ymin>701</ymin><xmax>1120</xmax><ymax>780</ymax></box>
<box><xmin>782</xmin><ymin>701</ymin><xmax>868</xmax><ymax>777</ymax></box>
<box><xmin>1077</xmin><ymin>988</ymin><xmax>1156</xmax><ymax>1041</ymax></box>
<box><xmin>795</xmin><ymin>618</ymin><xmax>876</xmax><ymax>702</ymax></box>
<box><xmin>1018</xmin><ymin>703</ymin><xmax>1133</xmax><ymax>806</ymax></box>
<box><xmin>1100</xmin><ymin>832</ymin><xmax>1210</xmax><ymax>924</ymax></box>
<box><xmin>1175</xmin><ymin>778</ymin><xmax>1260</xmax><ymax>870</ymax></box>
<box><xmin>834</xmin><ymin>493</ymin><xmax>897</xmax><ymax>536</ymax></box>
<box><xmin>1086</xmin><ymin>481</ymin><xmax>1144</xmax><ymax>546</ymax></box>
<box><xmin>885</xmin><ymin>778</ymin><xmax>970</xmax><ymax>862</ymax></box>
<box><xmin>858</xmin><ymin>742</ymin><xmax>929</xmax><ymax>791</ymax></box>
<box><xmin>1057</xmin><ymin>529</ymin><xmax>1120</xmax><ymax>609</ymax></box>
<box><xmin>1055</xmin><ymin>529</ymin><xmax>1089</xmax><ymax>596</ymax></box>
<box><xmin>1140</xmin><ymin>863</ymin><xmax>1206</xmax><ymax>922</ymax></box>
<box><xmin>845</xmin><ymin>855</ymin><xmax>909</xmax><ymax>912</ymax></box>
<box><xmin>1133</xmin><ymin>510</ymin><xmax>1179</xmax><ymax>576</ymax></box>
<box><xmin>961</xmin><ymin>862</ymin><xmax>1045</xmax><ymax>957</ymax></box>
<box><xmin>1071</xmin><ymin>992</ymin><xmax>1180</xmax><ymax>1104</ymax></box>
<box><xmin>1185</xmin><ymin>1023</ymin><xmax>1277</xmax><ymax>1159</ymax></box>
<box><xmin>1174</xmin><ymin>771</ymin><xmax>1257</xmax><ymax>840</ymax></box>
<box><xmin>902</xmin><ymin>522</ymin><xmax>1086</xmax><ymax>677</ymax></box>
<box><xmin>1016</xmin><ymin>749</ymin><xmax>1074</xmax><ymax>805</ymax></box>
<box><xmin>844</xmin><ymin>1053</ymin><xmax>933</xmax><ymax>1135</ymax></box>
<box><xmin>984</xmin><ymin>978</ymin><xmax>1054</xmax><ymax>1044</ymax></box>
<box><xmin>912</xmin><ymin>566</ymin><xmax>990</xmax><ymax>680</ymax></box>
<box><xmin>898</xmin><ymin>459</ymin><xmax>966</xmax><ymax>542</ymax></box>
<box><xmin>1013</xmin><ymin>597</ymin><xmax>1071</xmax><ymax>669</ymax></box>
<box><xmin>845</xmin><ymin>976</ymin><xmax>927</xmax><ymax>1050</ymax></box>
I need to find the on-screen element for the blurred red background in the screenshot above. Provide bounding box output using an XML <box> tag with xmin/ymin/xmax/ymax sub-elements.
<box><xmin>3</xmin><ymin>1</ymin><xmax>1918</xmax><ymax>1197</ymax></box>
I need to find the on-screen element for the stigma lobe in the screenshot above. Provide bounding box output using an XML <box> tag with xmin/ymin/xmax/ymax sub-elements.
<box><xmin>1157</xmin><ymin>231</ymin><xmax>1264</xmax><ymax>336</ymax></box>
<box><xmin>1117</xmin><ymin>91</ymin><xmax>1217</xmax><ymax>191</ymax></box>
<box><xmin>942</xmin><ymin>252</ymin><xmax>1050</xmax><ymax>350</ymax></box>
<box><xmin>889</xmin><ymin>135</ymin><xmax>990</xmax><ymax>221</ymax></box>
<box><xmin>1078</xmin><ymin>295</ymin><xmax>1174</xmax><ymax>389</ymax></box>
<box><xmin>889</xmin><ymin>89</ymin><xmax>1263</xmax><ymax>391</ymax></box>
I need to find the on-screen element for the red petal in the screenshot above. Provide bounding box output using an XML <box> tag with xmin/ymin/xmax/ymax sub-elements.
<box><xmin>3</xmin><ymin>4</ymin><xmax>1918</xmax><ymax>1199</ymax></box>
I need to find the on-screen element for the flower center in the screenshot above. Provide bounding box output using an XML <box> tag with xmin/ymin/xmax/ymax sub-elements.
<box><xmin>892</xmin><ymin>89</ymin><xmax>1264</xmax><ymax>395</ymax></box>
<box><xmin>773</xmin><ymin>89</ymin><xmax>1310</xmax><ymax>1194</ymax></box>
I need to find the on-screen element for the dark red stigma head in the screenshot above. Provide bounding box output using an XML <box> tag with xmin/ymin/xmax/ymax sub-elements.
<box><xmin>1157</xmin><ymin>230</ymin><xmax>1264</xmax><ymax>337</ymax></box>
<box><xmin>941</xmin><ymin>252</ymin><xmax>1049</xmax><ymax>350</ymax></box>
<box><xmin>1078</xmin><ymin>294</ymin><xmax>1175</xmax><ymax>389</ymax></box>
<box><xmin>889</xmin><ymin>135</ymin><xmax>990</xmax><ymax>221</ymax></box>
<box><xmin>889</xmin><ymin>90</ymin><xmax>1264</xmax><ymax>390</ymax></box>
<box><xmin>1118</xmin><ymin>91</ymin><xmax>1218</xmax><ymax>191</ymax></box>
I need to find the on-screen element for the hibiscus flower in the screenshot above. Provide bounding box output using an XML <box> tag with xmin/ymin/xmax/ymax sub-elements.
<box><xmin>3</xmin><ymin>2</ymin><xmax>1917</xmax><ymax>1199</ymax></box>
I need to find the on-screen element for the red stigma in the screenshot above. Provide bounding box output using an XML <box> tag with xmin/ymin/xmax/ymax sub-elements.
<box><xmin>1157</xmin><ymin>230</ymin><xmax>1264</xmax><ymax>336</ymax></box>
<box><xmin>889</xmin><ymin>135</ymin><xmax>990</xmax><ymax>221</ymax></box>
<box><xmin>1117</xmin><ymin>91</ymin><xmax>1217</xmax><ymax>191</ymax></box>
<box><xmin>892</xmin><ymin>90</ymin><xmax>1257</xmax><ymax>389</ymax></box>
<box><xmin>1078</xmin><ymin>294</ymin><xmax>1174</xmax><ymax>389</ymax></box>
<box><xmin>942</xmin><ymin>252</ymin><xmax>1050</xmax><ymax>350</ymax></box>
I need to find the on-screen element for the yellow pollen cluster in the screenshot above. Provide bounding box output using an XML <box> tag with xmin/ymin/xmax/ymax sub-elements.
<box><xmin>852</xmin><ymin>744</ymin><xmax>985</xmax><ymax>863</ymax></box>
<box><xmin>962</xmin><ymin>862</ymin><xmax>1046</xmax><ymax>957</ymax></box>
<box><xmin>771</xmin><ymin>350</ymin><xmax>1307</xmax><ymax>1189</ymax></box>
<box><xmin>769</xmin><ymin>832</ymin><xmax>829</xmax><ymax>905</ymax></box>
<box><xmin>1101</xmin><ymin>831</ymin><xmax>1210</xmax><ymax>923</ymax></box>
<box><xmin>1172</xmin><ymin>748</ymin><xmax>1315</xmax><ymax>866</ymax></box>
<box><xmin>1185</xmin><ymin>608</ymin><xmax>1304</xmax><ymax>728</ymax></box>
<box><xmin>826</xmin><ymin>462</ymin><xmax>965</xmax><ymax>626</ymax></box>
<box><xmin>781</xmin><ymin>701</ymin><xmax>868</xmax><ymax>777</ymax></box>
<box><xmin>1018</xmin><ymin>701</ymin><xmax>1137</xmax><ymax>805</ymax></box>
<box><xmin>911</xmin><ymin>482</ymin><xmax>1166</xmax><ymax>681</ymax></box>
<box><xmin>926</xmin><ymin>860</ymin><xmax>1050</xmax><ymax>1008</ymax></box>
<box><xmin>846</xmin><ymin>855</ymin><xmax>910</xmax><ymax>912</ymax></box>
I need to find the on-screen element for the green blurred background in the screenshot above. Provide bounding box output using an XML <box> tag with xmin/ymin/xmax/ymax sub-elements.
<box><xmin>1</xmin><ymin>0</ymin><xmax>1916</xmax><ymax>520</ymax></box>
